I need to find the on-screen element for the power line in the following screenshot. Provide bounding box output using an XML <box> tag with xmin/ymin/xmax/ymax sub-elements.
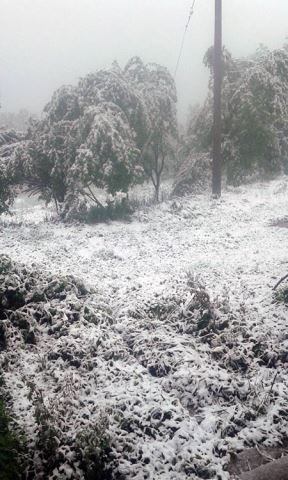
<box><xmin>174</xmin><ymin>0</ymin><xmax>197</xmax><ymax>78</ymax></box>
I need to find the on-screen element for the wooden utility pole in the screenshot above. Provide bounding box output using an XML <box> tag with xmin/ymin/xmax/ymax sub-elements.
<box><xmin>212</xmin><ymin>0</ymin><xmax>222</xmax><ymax>197</ymax></box>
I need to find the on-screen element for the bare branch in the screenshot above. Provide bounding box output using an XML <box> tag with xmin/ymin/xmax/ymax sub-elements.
<box><xmin>273</xmin><ymin>273</ymin><xmax>288</xmax><ymax>291</ymax></box>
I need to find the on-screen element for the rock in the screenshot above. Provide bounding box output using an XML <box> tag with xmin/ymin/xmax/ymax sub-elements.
<box><xmin>240</xmin><ymin>456</ymin><xmax>288</xmax><ymax>480</ymax></box>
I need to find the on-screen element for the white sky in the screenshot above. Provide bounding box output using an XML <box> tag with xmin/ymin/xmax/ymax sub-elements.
<box><xmin>1</xmin><ymin>0</ymin><xmax>288</xmax><ymax>121</ymax></box>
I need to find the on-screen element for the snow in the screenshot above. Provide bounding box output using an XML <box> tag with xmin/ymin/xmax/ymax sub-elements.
<box><xmin>1</xmin><ymin>177</ymin><xmax>288</xmax><ymax>479</ymax></box>
<box><xmin>2</xmin><ymin>179</ymin><xmax>287</xmax><ymax>309</ymax></box>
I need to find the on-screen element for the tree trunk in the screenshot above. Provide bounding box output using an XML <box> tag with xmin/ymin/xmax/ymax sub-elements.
<box><xmin>155</xmin><ymin>179</ymin><xmax>160</xmax><ymax>203</ymax></box>
<box><xmin>53</xmin><ymin>195</ymin><xmax>59</xmax><ymax>214</ymax></box>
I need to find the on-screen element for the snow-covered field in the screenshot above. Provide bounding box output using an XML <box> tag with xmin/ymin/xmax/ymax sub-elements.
<box><xmin>1</xmin><ymin>177</ymin><xmax>288</xmax><ymax>479</ymax></box>
<box><xmin>2</xmin><ymin>179</ymin><xmax>288</xmax><ymax>315</ymax></box>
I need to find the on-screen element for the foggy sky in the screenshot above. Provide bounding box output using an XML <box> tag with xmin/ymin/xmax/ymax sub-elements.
<box><xmin>1</xmin><ymin>0</ymin><xmax>288</xmax><ymax>121</ymax></box>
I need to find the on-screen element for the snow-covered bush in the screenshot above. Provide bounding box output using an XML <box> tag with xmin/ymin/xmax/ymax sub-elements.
<box><xmin>0</xmin><ymin>395</ymin><xmax>24</xmax><ymax>480</ymax></box>
<box><xmin>0</xmin><ymin>255</ymin><xmax>112</xmax><ymax>479</ymax></box>
<box><xmin>86</xmin><ymin>196</ymin><xmax>133</xmax><ymax>224</ymax></box>
<box><xmin>172</xmin><ymin>152</ymin><xmax>211</xmax><ymax>197</ymax></box>
<box><xmin>59</xmin><ymin>194</ymin><xmax>88</xmax><ymax>223</ymax></box>
<box><xmin>2</xmin><ymin>251</ymin><xmax>288</xmax><ymax>479</ymax></box>
<box><xmin>273</xmin><ymin>285</ymin><xmax>288</xmax><ymax>305</ymax></box>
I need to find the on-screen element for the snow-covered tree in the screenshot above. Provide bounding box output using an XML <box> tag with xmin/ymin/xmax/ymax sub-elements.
<box><xmin>188</xmin><ymin>44</ymin><xmax>288</xmax><ymax>185</ymax></box>
<box><xmin>125</xmin><ymin>57</ymin><xmax>178</xmax><ymax>201</ymax></box>
<box><xmin>0</xmin><ymin>161</ymin><xmax>14</xmax><ymax>214</ymax></box>
<box><xmin>22</xmin><ymin>118</ymin><xmax>78</xmax><ymax>206</ymax></box>
<box><xmin>18</xmin><ymin>57</ymin><xmax>177</xmax><ymax>211</ymax></box>
<box><xmin>0</xmin><ymin>128</ymin><xmax>25</xmax><ymax>213</ymax></box>
<box><xmin>72</xmin><ymin>102</ymin><xmax>142</xmax><ymax>196</ymax></box>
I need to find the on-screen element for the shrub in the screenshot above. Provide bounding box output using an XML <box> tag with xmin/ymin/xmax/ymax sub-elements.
<box><xmin>76</xmin><ymin>419</ymin><xmax>112</xmax><ymax>480</ymax></box>
<box><xmin>172</xmin><ymin>152</ymin><xmax>211</xmax><ymax>197</ymax></box>
<box><xmin>0</xmin><ymin>398</ymin><xmax>23</xmax><ymax>480</ymax></box>
<box><xmin>86</xmin><ymin>198</ymin><xmax>133</xmax><ymax>224</ymax></box>
<box><xmin>0</xmin><ymin>255</ymin><xmax>113</xmax><ymax>478</ymax></box>
<box><xmin>273</xmin><ymin>286</ymin><xmax>288</xmax><ymax>304</ymax></box>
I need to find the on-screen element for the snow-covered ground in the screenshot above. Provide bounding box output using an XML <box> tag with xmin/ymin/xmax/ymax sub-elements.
<box><xmin>1</xmin><ymin>177</ymin><xmax>288</xmax><ymax>479</ymax></box>
<box><xmin>2</xmin><ymin>179</ymin><xmax>288</xmax><ymax>312</ymax></box>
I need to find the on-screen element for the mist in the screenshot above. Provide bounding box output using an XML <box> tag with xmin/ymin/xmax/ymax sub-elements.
<box><xmin>0</xmin><ymin>0</ymin><xmax>288</xmax><ymax>122</ymax></box>
<box><xmin>1</xmin><ymin>0</ymin><xmax>288</xmax><ymax>121</ymax></box>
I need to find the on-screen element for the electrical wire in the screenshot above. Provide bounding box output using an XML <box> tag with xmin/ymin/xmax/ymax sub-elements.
<box><xmin>174</xmin><ymin>0</ymin><xmax>197</xmax><ymax>78</ymax></box>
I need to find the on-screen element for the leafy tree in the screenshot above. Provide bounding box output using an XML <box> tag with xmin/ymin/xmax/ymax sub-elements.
<box><xmin>0</xmin><ymin>128</ymin><xmax>25</xmax><ymax>214</ymax></box>
<box><xmin>188</xmin><ymin>44</ymin><xmax>288</xmax><ymax>185</ymax></box>
<box><xmin>22</xmin><ymin>118</ymin><xmax>78</xmax><ymax>207</ymax></box>
<box><xmin>17</xmin><ymin>86</ymin><xmax>81</xmax><ymax>208</ymax></box>
<box><xmin>18</xmin><ymin>58</ymin><xmax>177</xmax><ymax>211</ymax></box>
<box><xmin>125</xmin><ymin>58</ymin><xmax>178</xmax><ymax>201</ymax></box>
<box><xmin>71</xmin><ymin>102</ymin><xmax>142</xmax><ymax>198</ymax></box>
<box><xmin>0</xmin><ymin>163</ymin><xmax>14</xmax><ymax>215</ymax></box>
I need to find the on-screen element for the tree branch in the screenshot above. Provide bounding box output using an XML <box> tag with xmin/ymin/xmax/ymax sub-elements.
<box><xmin>150</xmin><ymin>172</ymin><xmax>157</xmax><ymax>188</ymax></box>
<box><xmin>84</xmin><ymin>185</ymin><xmax>104</xmax><ymax>208</ymax></box>
<box><xmin>273</xmin><ymin>273</ymin><xmax>288</xmax><ymax>291</ymax></box>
